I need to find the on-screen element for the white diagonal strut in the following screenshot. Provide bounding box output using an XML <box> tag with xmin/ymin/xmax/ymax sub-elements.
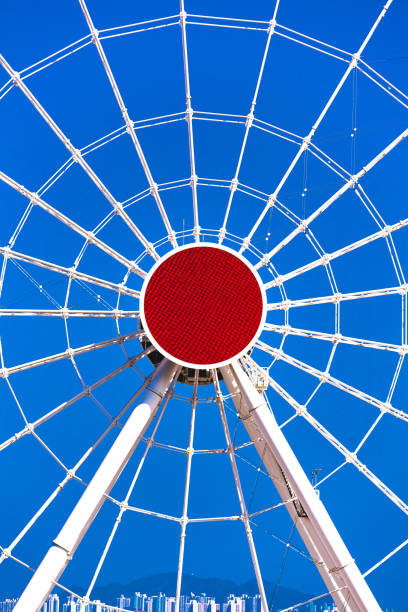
<box><xmin>220</xmin><ymin>361</ymin><xmax>382</xmax><ymax>612</ymax></box>
<box><xmin>14</xmin><ymin>359</ymin><xmax>177</xmax><ymax>611</ymax></box>
<box><xmin>213</xmin><ymin>370</ymin><xmax>268</xmax><ymax>612</ymax></box>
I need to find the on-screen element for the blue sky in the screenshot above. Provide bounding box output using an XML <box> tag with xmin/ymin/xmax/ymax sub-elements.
<box><xmin>0</xmin><ymin>1</ymin><xmax>407</xmax><ymax>610</ymax></box>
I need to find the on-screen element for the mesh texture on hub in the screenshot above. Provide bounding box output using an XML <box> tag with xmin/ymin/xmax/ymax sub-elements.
<box><xmin>143</xmin><ymin>246</ymin><xmax>263</xmax><ymax>366</ymax></box>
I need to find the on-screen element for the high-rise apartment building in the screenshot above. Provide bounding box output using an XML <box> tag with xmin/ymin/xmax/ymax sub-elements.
<box><xmin>0</xmin><ymin>599</ymin><xmax>18</xmax><ymax>612</ymax></box>
<box><xmin>117</xmin><ymin>595</ymin><xmax>131</xmax><ymax>608</ymax></box>
<box><xmin>134</xmin><ymin>591</ymin><xmax>148</xmax><ymax>611</ymax></box>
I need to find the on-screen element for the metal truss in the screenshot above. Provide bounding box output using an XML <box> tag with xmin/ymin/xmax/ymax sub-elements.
<box><xmin>0</xmin><ymin>1</ymin><xmax>407</xmax><ymax>610</ymax></box>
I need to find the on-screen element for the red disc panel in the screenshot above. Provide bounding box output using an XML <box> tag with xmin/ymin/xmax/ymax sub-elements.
<box><xmin>142</xmin><ymin>246</ymin><xmax>264</xmax><ymax>366</ymax></box>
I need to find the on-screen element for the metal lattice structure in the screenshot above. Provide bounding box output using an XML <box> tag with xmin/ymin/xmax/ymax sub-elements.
<box><xmin>0</xmin><ymin>1</ymin><xmax>407</xmax><ymax>610</ymax></box>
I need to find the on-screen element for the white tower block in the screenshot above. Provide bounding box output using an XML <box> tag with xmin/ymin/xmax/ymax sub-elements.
<box><xmin>15</xmin><ymin>359</ymin><xmax>177</xmax><ymax>612</ymax></box>
<box><xmin>220</xmin><ymin>362</ymin><xmax>381</xmax><ymax>612</ymax></box>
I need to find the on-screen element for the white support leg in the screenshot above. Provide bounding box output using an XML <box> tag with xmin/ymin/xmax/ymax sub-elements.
<box><xmin>213</xmin><ymin>370</ymin><xmax>269</xmax><ymax>612</ymax></box>
<box><xmin>220</xmin><ymin>362</ymin><xmax>381</xmax><ymax>612</ymax></box>
<box><xmin>15</xmin><ymin>359</ymin><xmax>177</xmax><ymax>612</ymax></box>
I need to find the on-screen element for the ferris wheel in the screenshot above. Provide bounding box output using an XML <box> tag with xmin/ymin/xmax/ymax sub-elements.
<box><xmin>0</xmin><ymin>0</ymin><xmax>407</xmax><ymax>610</ymax></box>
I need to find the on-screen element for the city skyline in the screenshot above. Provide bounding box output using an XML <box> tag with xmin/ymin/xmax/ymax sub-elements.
<box><xmin>3</xmin><ymin>590</ymin><xmax>390</xmax><ymax>612</ymax></box>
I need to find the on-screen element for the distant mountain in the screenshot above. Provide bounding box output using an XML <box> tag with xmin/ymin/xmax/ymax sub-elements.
<box><xmin>71</xmin><ymin>572</ymin><xmax>319</xmax><ymax>609</ymax></box>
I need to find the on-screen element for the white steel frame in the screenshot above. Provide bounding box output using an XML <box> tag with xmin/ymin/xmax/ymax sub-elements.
<box><xmin>0</xmin><ymin>0</ymin><xmax>407</xmax><ymax>610</ymax></box>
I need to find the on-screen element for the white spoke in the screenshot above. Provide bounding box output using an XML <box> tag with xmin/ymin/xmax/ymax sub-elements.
<box><xmin>0</xmin><ymin>349</ymin><xmax>152</xmax><ymax>453</ymax></box>
<box><xmin>219</xmin><ymin>2</ymin><xmax>280</xmax><ymax>243</ymax></box>
<box><xmin>267</xmin><ymin>286</ymin><xmax>405</xmax><ymax>311</ymax></box>
<box><xmin>264</xmin><ymin>322</ymin><xmax>407</xmax><ymax>354</ymax></box>
<box><xmin>0</xmin><ymin>246</ymin><xmax>140</xmax><ymax>299</ymax></box>
<box><xmin>180</xmin><ymin>2</ymin><xmax>200</xmax><ymax>241</ymax></box>
<box><xmin>256</xmin><ymin>341</ymin><xmax>408</xmax><ymax>423</ymax></box>
<box><xmin>1</xmin><ymin>331</ymin><xmax>143</xmax><ymax>377</ymax></box>
<box><xmin>77</xmin><ymin>0</ymin><xmax>178</xmax><ymax>248</ymax></box>
<box><xmin>0</xmin><ymin>169</ymin><xmax>146</xmax><ymax>277</ymax></box>
<box><xmin>0</xmin><ymin>55</ymin><xmax>158</xmax><ymax>259</ymax></box>
<box><xmin>246</xmin><ymin>0</ymin><xmax>394</xmax><ymax>250</ymax></box>
<box><xmin>264</xmin><ymin>217</ymin><xmax>408</xmax><ymax>288</ymax></box>
<box><xmin>213</xmin><ymin>370</ymin><xmax>268</xmax><ymax>612</ymax></box>
<box><xmin>0</xmin><ymin>308</ymin><xmax>139</xmax><ymax>317</ymax></box>
<box><xmin>256</xmin><ymin>127</ymin><xmax>408</xmax><ymax>268</ymax></box>
<box><xmin>175</xmin><ymin>371</ymin><xmax>198</xmax><ymax>612</ymax></box>
<box><xmin>248</xmin><ymin>359</ymin><xmax>408</xmax><ymax>515</ymax></box>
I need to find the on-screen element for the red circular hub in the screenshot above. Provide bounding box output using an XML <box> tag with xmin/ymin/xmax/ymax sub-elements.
<box><xmin>140</xmin><ymin>245</ymin><xmax>265</xmax><ymax>367</ymax></box>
